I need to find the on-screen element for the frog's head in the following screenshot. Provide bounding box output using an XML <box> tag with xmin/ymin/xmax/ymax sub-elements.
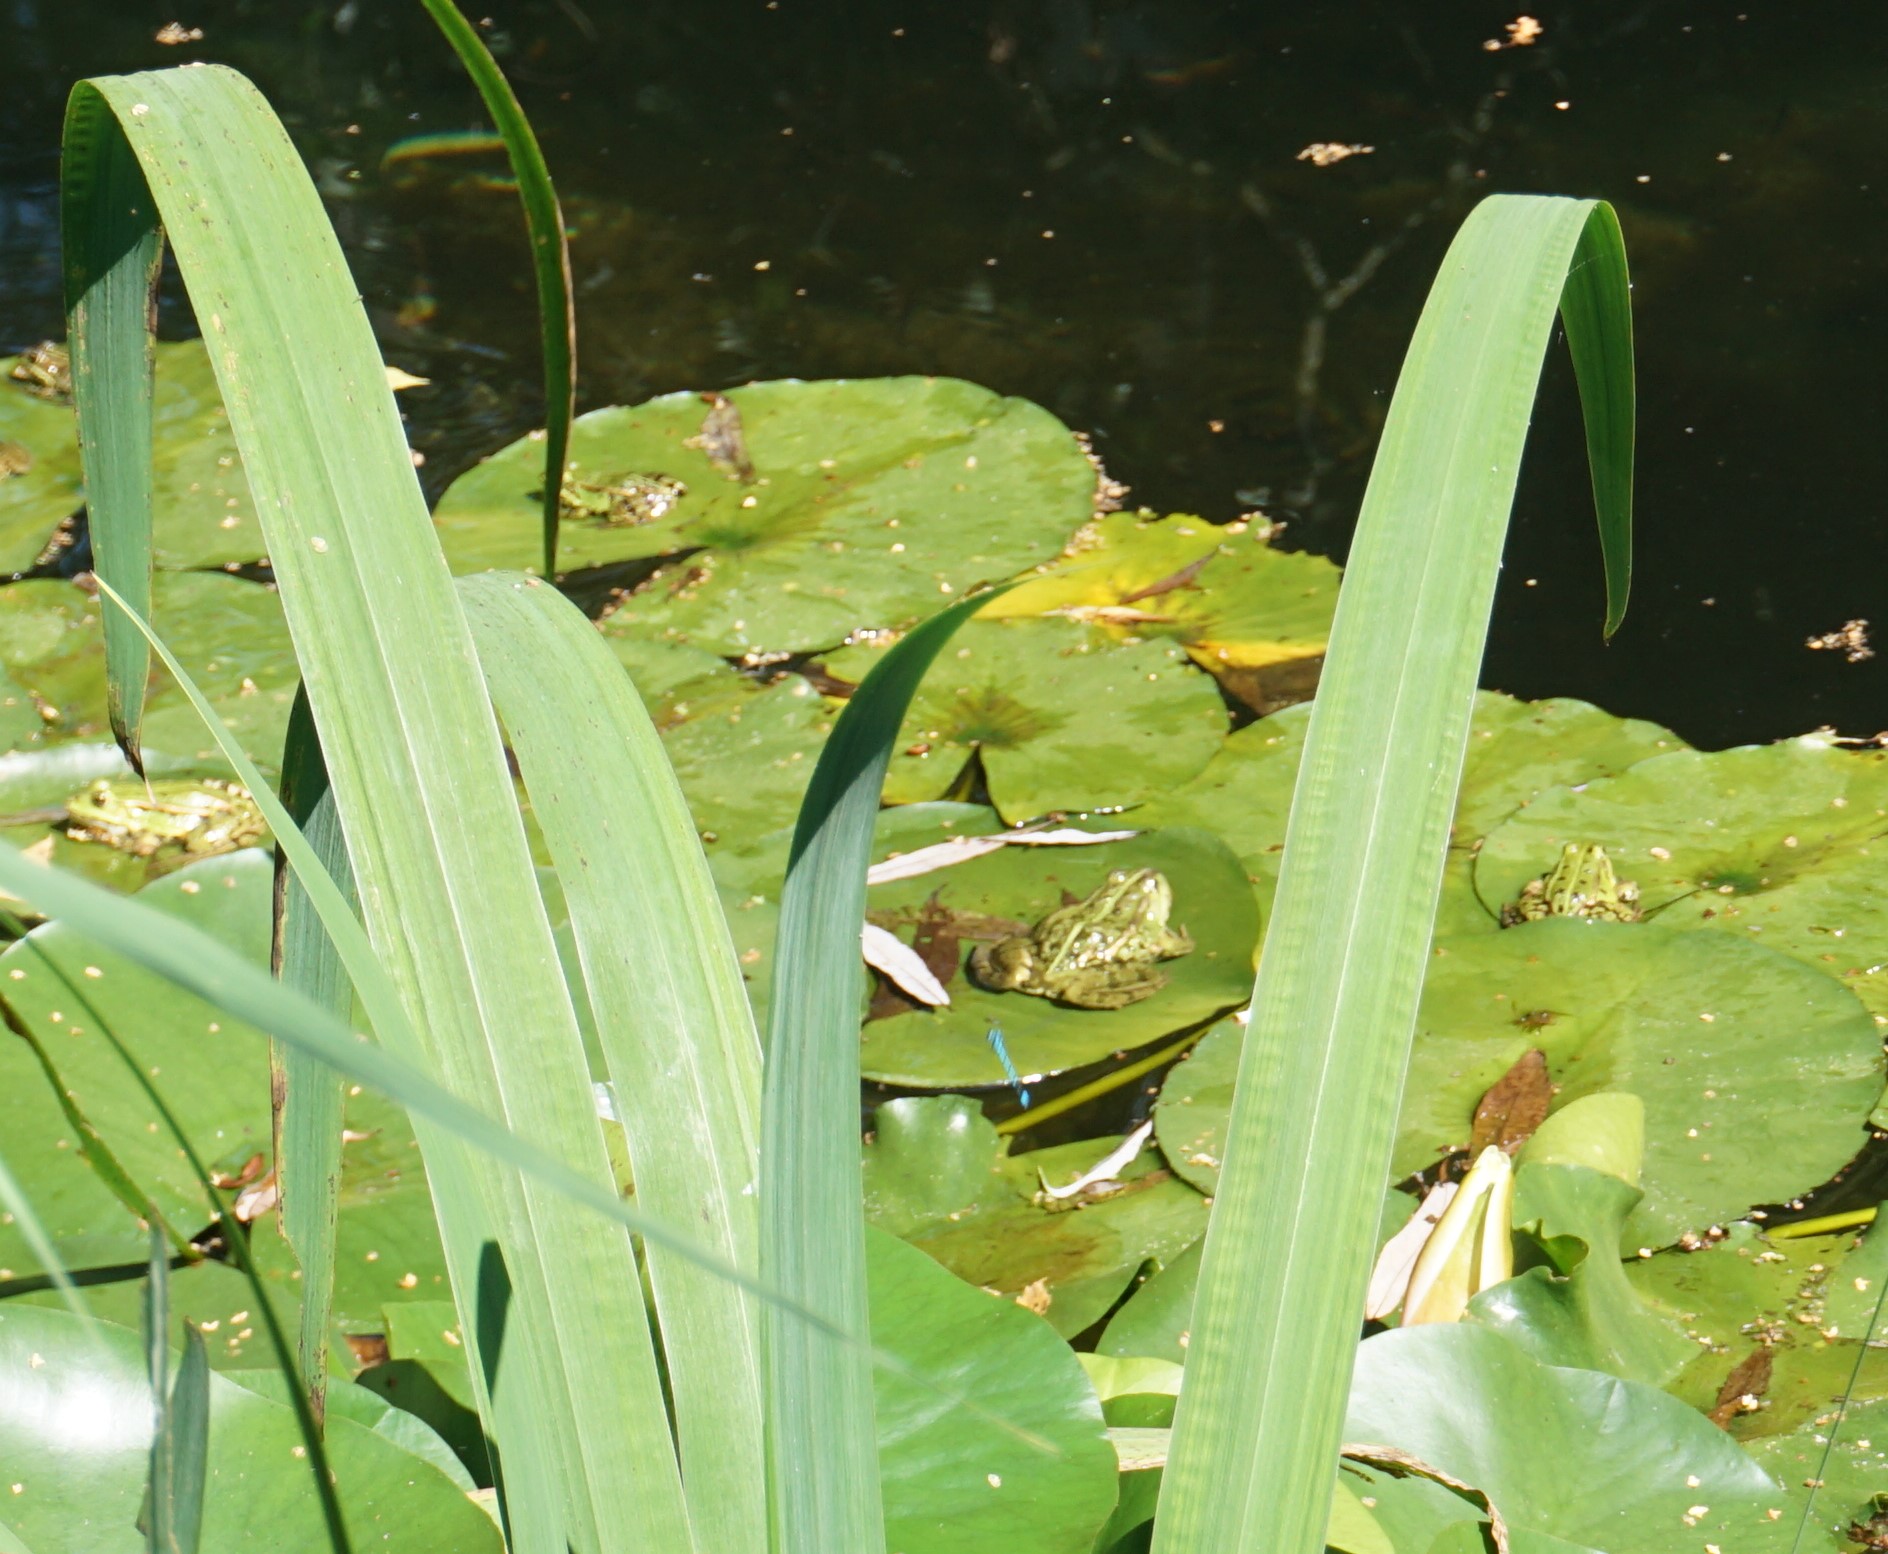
<box><xmin>970</xmin><ymin>937</ymin><xmax>1038</xmax><ymax>992</ymax></box>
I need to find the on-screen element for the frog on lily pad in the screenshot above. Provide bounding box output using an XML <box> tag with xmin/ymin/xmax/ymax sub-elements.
<box><xmin>63</xmin><ymin>778</ymin><xmax>266</xmax><ymax>860</ymax></box>
<box><xmin>8</xmin><ymin>342</ymin><xmax>71</xmax><ymax>403</ymax></box>
<box><xmin>1500</xmin><ymin>843</ymin><xmax>1641</xmax><ymax>927</ymax></box>
<box><xmin>555</xmin><ymin>469</ymin><xmax>687</xmax><ymax>526</ymax></box>
<box><xmin>969</xmin><ymin>867</ymin><xmax>1193</xmax><ymax>1009</ymax></box>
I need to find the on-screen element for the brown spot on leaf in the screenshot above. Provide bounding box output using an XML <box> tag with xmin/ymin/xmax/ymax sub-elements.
<box><xmin>1469</xmin><ymin>1049</ymin><xmax>1552</xmax><ymax>1156</ymax></box>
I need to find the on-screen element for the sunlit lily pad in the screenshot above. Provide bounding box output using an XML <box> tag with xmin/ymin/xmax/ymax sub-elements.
<box><xmin>1159</xmin><ymin>921</ymin><xmax>1881</xmax><ymax>1248</ymax></box>
<box><xmin>830</xmin><ymin>617</ymin><xmax>1226</xmax><ymax>823</ymax></box>
<box><xmin>0</xmin><ymin>341</ymin><xmax>266</xmax><ymax>574</ymax></box>
<box><xmin>0</xmin><ymin>1303</ymin><xmax>501</xmax><ymax>1553</ymax></box>
<box><xmin>1344</xmin><ymin>1324</ymin><xmax>1787</xmax><ymax>1554</ymax></box>
<box><xmin>0</xmin><ymin>572</ymin><xmax>296</xmax><ymax>765</ymax></box>
<box><xmin>1477</xmin><ymin>737</ymin><xmax>1888</xmax><ymax>1015</ymax></box>
<box><xmin>981</xmin><ymin>510</ymin><xmax>1340</xmax><ymax>710</ymax></box>
<box><xmin>859</xmin><ymin>826</ymin><xmax>1258</xmax><ymax>1090</ymax></box>
<box><xmin>1406</xmin><ymin>921</ymin><xmax>1882</xmax><ymax>1248</ymax></box>
<box><xmin>436</xmin><ymin>377</ymin><xmax>1097</xmax><ymax>653</ymax></box>
<box><xmin>1142</xmin><ymin>691</ymin><xmax>1684</xmax><ymax>932</ymax></box>
<box><xmin>869</xmin><ymin>1225</ymin><xmax>1118</xmax><ymax>1554</ymax></box>
<box><xmin>0</xmin><ymin>849</ymin><xmax>274</xmax><ymax>1276</ymax></box>
<box><xmin>863</xmin><ymin>1097</ymin><xmax>1210</xmax><ymax>1338</ymax></box>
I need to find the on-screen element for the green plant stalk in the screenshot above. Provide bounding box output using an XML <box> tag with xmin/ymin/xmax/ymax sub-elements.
<box><xmin>761</xmin><ymin>585</ymin><xmax>1009</xmax><ymax>1554</ymax></box>
<box><xmin>65</xmin><ymin>68</ymin><xmax>681</xmax><ymax>1553</ymax></box>
<box><xmin>416</xmin><ymin>0</ymin><xmax>575</xmax><ymax>578</ymax></box>
<box><xmin>143</xmin><ymin>1226</ymin><xmax>209</xmax><ymax>1554</ymax></box>
<box><xmin>459</xmin><ymin>571</ymin><xmax>766</xmax><ymax>1554</ymax></box>
<box><xmin>271</xmin><ymin>687</ymin><xmax>352</xmax><ymax>1433</ymax></box>
<box><xmin>0</xmin><ymin>1148</ymin><xmax>93</xmax><ymax>1328</ymax></box>
<box><xmin>1152</xmin><ymin>196</ymin><xmax>1633</xmax><ymax>1554</ymax></box>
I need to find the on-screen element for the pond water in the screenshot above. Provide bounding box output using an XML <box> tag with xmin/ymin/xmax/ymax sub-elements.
<box><xmin>3</xmin><ymin>1</ymin><xmax>1883</xmax><ymax>749</ymax></box>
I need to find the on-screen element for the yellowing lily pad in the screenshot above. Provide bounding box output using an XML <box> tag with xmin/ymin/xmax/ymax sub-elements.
<box><xmin>860</xmin><ymin>825</ymin><xmax>1258</xmax><ymax>1090</ymax></box>
<box><xmin>435</xmin><ymin>377</ymin><xmax>1097</xmax><ymax>653</ymax></box>
<box><xmin>829</xmin><ymin>617</ymin><xmax>1226</xmax><ymax>822</ymax></box>
<box><xmin>981</xmin><ymin>510</ymin><xmax>1340</xmax><ymax>710</ymax></box>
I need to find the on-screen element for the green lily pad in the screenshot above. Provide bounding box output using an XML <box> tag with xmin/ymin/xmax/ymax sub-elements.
<box><xmin>0</xmin><ymin>1302</ymin><xmax>501</xmax><ymax>1553</ymax></box>
<box><xmin>1141</xmin><ymin>691</ymin><xmax>1682</xmax><ymax>936</ymax></box>
<box><xmin>1344</xmin><ymin>1324</ymin><xmax>1787</xmax><ymax>1554</ymax></box>
<box><xmin>0</xmin><ymin>572</ymin><xmax>296</xmax><ymax>765</ymax></box>
<box><xmin>1095</xmin><ymin>1236</ymin><xmax>1203</xmax><ymax>1364</ymax></box>
<box><xmin>1406</xmin><ymin>920</ymin><xmax>1882</xmax><ymax>1249</ymax></box>
<box><xmin>863</xmin><ymin>1098</ymin><xmax>1210</xmax><ymax>1338</ymax></box>
<box><xmin>829</xmin><ymin>617</ymin><xmax>1226</xmax><ymax>822</ymax></box>
<box><xmin>0</xmin><ymin>341</ymin><xmax>268</xmax><ymax>575</ymax></box>
<box><xmin>1161</xmin><ymin>922</ymin><xmax>1881</xmax><ymax>1249</ymax></box>
<box><xmin>436</xmin><ymin>377</ymin><xmax>1096</xmax><ymax>653</ymax></box>
<box><xmin>356</xmin><ymin>1300</ymin><xmax>488</xmax><ymax>1484</ymax></box>
<box><xmin>859</xmin><ymin>826</ymin><xmax>1258</xmax><ymax>1090</ymax></box>
<box><xmin>869</xmin><ymin>1225</ymin><xmax>1118</xmax><ymax>1554</ymax></box>
<box><xmin>1748</xmin><ymin>1391</ymin><xmax>1888</xmax><ymax>1550</ymax></box>
<box><xmin>981</xmin><ymin>509</ymin><xmax>1340</xmax><ymax>700</ymax></box>
<box><xmin>224</xmin><ymin>1367</ymin><xmax>476</xmax><ymax>1491</ymax></box>
<box><xmin>1477</xmin><ymin>737</ymin><xmax>1888</xmax><ymax>1018</ymax></box>
<box><xmin>0</xmin><ymin>849</ymin><xmax>274</xmax><ymax>1276</ymax></box>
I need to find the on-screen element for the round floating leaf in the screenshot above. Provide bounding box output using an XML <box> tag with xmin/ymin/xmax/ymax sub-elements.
<box><xmin>982</xmin><ymin>510</ymin><xmax>1340</xmax><ymax>705</ymax></box>
<box><xmin>1150</xmin><ymin>1017</ymin><xmax>1241</xmax><ymax>1195</ymax></box>
<box><xmin>1096</xmin><ymin>1236</ymin><xmax>1203</xmax><ymax>1364</ymax></box>
<box><xmin>0</xmin><ymin>1302</ymin><xmax>501</xmax><ymax>1553</ymax></box>
<box><xmin>869</xmin><ymin>1226</ymin><xmax>1118</xmax><ymax>1554</ymax></box>
<box><xmin>1477</xmin><ymin>738</ymin><xmax>1888</xmax><ymax>1016</ymax></box>
<box><xmin>859</xmin><ymin>826</ymin><xmax>1258</xmax><ymax>1090</ymax></box>
<box><xmin>0</xmin><ymin>365</ymin><xmax>83</xmax><ymax>573</ymax></box>
<box><xmin>830</xmin><ymin>617</ymin><xmax>1226</xmax><ymax>822</ymax></box>
<box><xmin>0</xmin><ymin>572</ymin><xmax>295</xmax><ymax>765</ymax></box>
<box><xmin>436</xmin><ymin>377</ymin><xmax>1096</xmax><ymax>652</ymax></box>
<box><xmin>1344</xmin><ymin>1324</ymin><xmax>1786</xmax><ymax>1554</ymax></box>
<box><xmin>864</xmin><ymin>1115</ymin><xmax>1210</xmax><ymax>1339</ymax></box>
<box><xmin>863</xmin><ymin>1096</ymin><xmax>1011</xmax><ymax>1239</ymax></box>
<box><xmin>1406</xmin><ymin>920</ymin><xmax>1882</xmax><ymax>1249</ymax></box>
<box><xmin>1144</xmin><ymin>692</ymin><xmax>1683</xmax><ymax>934</ymax></box>
<box><xmin>0</xmin><ymin>849</ymin><xmax>274</xmax><ymax>1276</ymax></box>
<box><xmin>0</xmin><ymin>341</ymin><xmax>267</xmax><ymax>574</ymax></box>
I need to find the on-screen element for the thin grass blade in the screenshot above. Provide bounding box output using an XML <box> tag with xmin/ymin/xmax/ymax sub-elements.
<box><xmin>0</xmin><ymin>1149</ymin><xmax>92</xmax><ymax>1329</ymax></box>
<box><xmin>417</xmin><ymin>0</ymin><xmax>575</xmax><ymax>577</ymax></box>
<box><xmin>1152</xmin><ymin>195</ymin><xmax>1633</xmax><ymax>1554</ymax></box>
<box><xmin>761</xmin><ymin>585</ymin><xmax>1009</xmax><ymax>1554</ymax></box>
<box><xmin>459</xmin><ymin>571</ymin><xmax>766</xmax><ymax>1554</ymax></box>
<box><xmin>271</xmin><ymin>687</ymin><xmax>351</xmax><ymax>1432</ymax></box>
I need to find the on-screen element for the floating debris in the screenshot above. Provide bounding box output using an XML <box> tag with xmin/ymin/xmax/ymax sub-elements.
<box><xmin>1484</xmin><ymin>15</ymin><xmax>1544</xmax><ymax>50</ymax></box>
<box><xmin>686</xmin><ymin>392</ymin><xmax>756</xmax><ymax>481</ymax></box>
<box><xmin>1806</xmin><ymin>618</ymin><xmax>1874</xmax><ymax>663</ymax></box>
<box><xmin>1296</xmin><ymin>142</ymin><xmax>1375</xmax><ymax>168</ymax></box>
<box><xmin>154</xmin><ymin>21</ymin><xmax>203</xmax><ymax>43</ymax></box>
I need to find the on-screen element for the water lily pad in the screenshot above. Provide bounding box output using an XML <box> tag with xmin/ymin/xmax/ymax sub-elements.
<box><xmin>1095</xmin><ymin>1236</ymin><xmax>1203</xmax><ymax>1363</ymax></box>
<box><xmin>869</xmin><ymin>1225</ymin><xmax>1118</xmax><ymax>1554</ymax></box>
<box><xmin>982</xmin><ymin>509</ymin><xmax>1340</xmax><ymax>702</ymax></box>
<box><xmin>1160</xmin><ymin>921</ymin><xmax>1882</xmax><ymax>1249</ymax></box>
<box><xmin>0</xmin><ymin>341</ymin><xmax>267</xmax><ymax>575</ymax></box>
<box><xmin>1344</xmin><ymin>1324</ymin><xmax>1787</xmax><ymax>1554</ymax></box>
<box><xmin>436</xmin><ymin>377</ymin><xmax>1096</xmax><ymax>653</ymax></box>
<box><xmin>830</xmin><ymin>616</ymin><xmax>1225</xmax><ymax>822</ymax></box>
<box><xmin>0</xmin><ymin>849</ymin><xmax>274</xmax><ymax>1277</ymax></box>
<box><xmin>0</xmin><ymin>1302</ymin><xmax>501</xmax><ymax>1553</ymax></box>
<box><xmin>863</xmin><ymin>1098</ymin><xmax>1210</xmax><ymax>1338</ymax></box>
<box><xmin>1142</xmin><ymin>692</ymin><xmax>1684</xmax><ymax>934</ymax></box>
<box><xmin>1405</xmin><ymin>921</ymin><xmax>1882</xmax><ymax>1249</ymax></box>
<box><xmin>0</xmin><ymin>572</ymin><xmax>296</xmax><ymax>765</ymax></box>
<box><xmin>1477</xmin><ymin>738</ymin><xmax>1888</xmax><ymax>1017</ymax></box>
<box><xmin>859</xmin><ymin>826</ymin><xmax>1258</xmax><ymax>1090</ymax></box>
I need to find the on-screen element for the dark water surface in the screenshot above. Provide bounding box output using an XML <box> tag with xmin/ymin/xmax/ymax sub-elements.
<box><xmin>4</xmin><ymin>2</ymin><xmax>1884</xmax><ymax>748</ymax></box>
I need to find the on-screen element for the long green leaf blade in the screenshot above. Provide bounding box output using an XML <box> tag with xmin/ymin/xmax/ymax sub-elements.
<box><xmin>761</xmin><ymin>586</ymin><xmax>1008</xmax><ymax>1554</ymax></box>
<box><xmin>64</xmin><ymin>67</ymin><xmax>686</xmax><ymax>1554</ymax></box>
<box><xmin>271</xmin><ymin>688</ymin><xmax>351</xmax><ymax>1433</ymax></box>
<box><xmin>1152</xmin><ymin>195</ymin><xmax>1633</xmax><ymax>1554</ymax></box>
<box><xmin>416</xmin><ymin>0</ymin><xmax>575</xmax><ymax>577</ymax></box>
<box><xmin>58</xmin><ymin>102</ymin><xmax>160</xmax><ymax>763</ymax></box>
<box><xmin>459</xmin><ymin>571</ymin><xmax>766</xmax><ymax>1554</ymax></box>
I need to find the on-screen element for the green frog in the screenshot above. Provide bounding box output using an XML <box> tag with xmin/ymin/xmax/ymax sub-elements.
<box><xmin>65</xmin><ymin>778</ymin><xmax>267</xmax><ymax>859</ymax></box>
<box><xmin>0</xmin><ymin>441</ymin><xmax>32</xmax><ymax>477</ymax></box>
<box><xmin>1501</xmin><ymin>843</ymin><xmax>1641</xmax><ymax>927</ymax></box>
<box><xmin>9</xmin><ymin>342</ymin><xmax>71</xmax><ymax>403</ymax></box>
<box><xmin>557</xmin><ymin>470</ymin><xmax>686</xmax><ymax>525</ymax></box>
<box><xmin>970</xmin><ymin>868</ymin><xmax>1193</xmax><ymax>1009</ymax></box>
